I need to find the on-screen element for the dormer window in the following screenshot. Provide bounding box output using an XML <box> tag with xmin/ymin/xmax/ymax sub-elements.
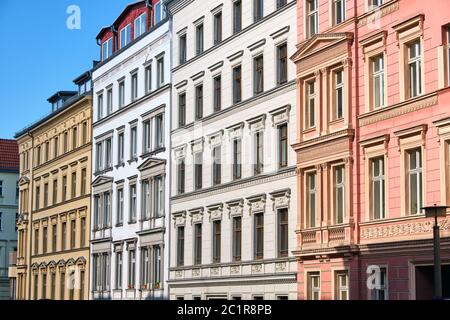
<box><xmin>102</xmin><ymin>38</ymin><xmax>113</xmax><ymax>61</ymax></box>
<box><xmin>134</xmin><ymin>13</ymin><xmax>147</xmax><ymax>38</ymax></box>
<box><xmin>154</xmin><ymin>1</ymin><xmax>166</xmax><ymax>25</ymax></box>
<box><xmin>120</xmin><ymin>24</ymin><xmax>132</xmax><ymax>49</ymax></box>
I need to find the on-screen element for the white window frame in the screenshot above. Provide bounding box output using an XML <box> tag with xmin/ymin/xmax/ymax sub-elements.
<box><xmin>307</xmin><ymin>0</ymin><xmax>319</xmax><ymax>38</ymax></box>
<box><xmin>134</xmin><ymin>13</ymin><xmax>147</xmax><ymax>38</ymax></box>
<box><xmin>407</xmin><ymin>40</ymin><xmax>422</xmax><ymax>98</ymax></box>
<box><xmin>372</xmin><ymin>54</ymin><xmax>385</xmax><ymax>109</ymax></box>
<box><xmin>120</xmin><ymin>24</ymin><xmax>132</xmax><ymax>49</ymax></box>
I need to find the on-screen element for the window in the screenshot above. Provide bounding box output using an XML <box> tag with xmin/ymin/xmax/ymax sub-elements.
<box><xmin>212</xmin><ymin>146</ymin><xmax>222</xmax><ymax>186</ymax></box>
<box><xmin>97</xmin><ymin>93</ymin><xmax>104</xmax><ymax>120</ymax></box>
<box><xmin>307</xmin><ymin>172</ymin><xmax>317</xmax><ymax>228</ymax></box>
<box><xmin>277</xmin><ymin>208</ymin><xmax>288</xmax><ymax>257</ymax></box>
<box><xmin>118</xmin><ymin>132</ymin><xmax>124</xmax><ymax>165</ymax></box>
<box><xmin>371</xmin><ymin>157</ymin><xmax>386</xmax><ymax>220</ymax></box>
<box><xmin>143</xmin><ymin>120</ymin><xmax>151</xmax><ymax>154</ymax></box>
<box><xmin>407</xmin><ymin>41</ymin><xmax>422</xmax><ymax>98</ymax></box>
<box><xmin>177</xmin><ymin>159</ymin><xmax>185</xmax><ymax>195</ymax></box>
<box><xmin>254</xmin><ymin>131</ymin><xmax>264</xmax><ymax>175</ymax></box>
<box><xmin>36</xmin><ymin>146</ymin><xmax>41</xmax><ymax>166</ymax></box>
<box><xmin>233</xmin><ymin>139</ymin><xmax>242</xmax><ymax>180</ymax></box>
<box><xmin>41</xmin><ymin>273</ymin><xmax>47</xmax><ymax>299</ymax></box>
<box><xmin>154</xmin><ymin>1</ymin><xmax>166</xmax><ymax>24</ymax></box>
<box><xmin>142</xmin><ymin>180</ymin><xmax>150</xmax><ymax>220</ymax></box>
<box><xmin>81</xmin><ymin>217</ymin><xmax>86</xmax><ymax>247</ymax></box>
<box><xmin>117</xmin><ymin>188</ymin><xmax>124</xmax><ymax>225</ymax></box>
<box><xmin>61</xmin><ymin>222</ymin><xmax>67</xmax><ymax>250</ymax></box>
<box><xmin>106</xmin><ymin>88</ymin><xmax>113</xmax><ymax>116</ymax></box>
<box><xmin>254</xmin><ymin>213</ymin><xmax>264</xmax><ymax>260</ymax></box>
<box><xmin>372</xmin><ymin>55</ymin><xmax>385</xmax><ymax>109</ymax></box>
<box><xmin>0</xmin><ymin>213</ymin><xmax>2</xmax><ymax>230</ymax></box>
<box><xmin>128</xmin><ymin>250</ymin><xmax>136</xmax><ymax>288</ymax></box>
<box><xmin>194</xmin><ymin>223</ymin><xmax>202</xmax><ymax>265</ymax></box>
<box><xmin>154</xmin><ymin>176</ymin><xmax>164</xmax><ymax>218</ymax></box>
<box><xmin>71</xmin><ymin>172</ymin><xmax>77</xmax><ymax>199</ymax></box>
<box><xmin>232</xmin><ymin>216</ymin><xmax>242</xmax><ymax>261</ymax></box>
<box><xmin>334</xmin><ymin>70</ymin><xmax>344</xmax><ymax>119</ymax></box>
<box><xmin>179</xmin><ymin>34</ymin><xmax>187</xmax><ymax>64</ymax></box>
<box><xmin>115</xmin><ymin>252</ymin><xmax>123</xmax><ymax>289</ymax></box>
<box><xmin>212</xmin><ymin>220</ymin><xmax>221</xmax><ymax>263</ymax></box>
<box><xmin>334</xmin><ymin>166</ymin><xmax>345</xmax><ymax>224</ymax></box>
<box><xmin>177</xmin><ymin>226</ymin><xmax>185</xmax><ymax>266</ymax></box>
<box><xmin>134</xmin><ymin>13</ymin><xmax>147</xmax><ymax>38</ymax></box>
<box><xmin>306</xmin><ymin>81</ymin><xmax>316</xmax><ymax>128</ymax></box>
<box><xmin>52</xmin><ymin>224</ymin><xmax>57</xmax><ymax>252</ymax></box>
<box><xmin>102</xmin><ymin>38</ymin><xmax>113</xmax><ymax>61</ymax></box>
<box><xmin>372</xmin><ymin>267</ymin><xmax>388</xmax><ymax>300</ymax></box>
<box><xmin>307</xmin><ymin>272</ymin><xmax>320</xmax><ymax>300</ymax></box>
<box><xmin>34</xmin><ymin>228</ymin><xmax>39</xmax><ymax>254</ymax></box>
<box><xmin>118</xmin><ymin>80</ymin><xmax>125</xmax><ymax>108</ymax></box>
<box><xmin>35</xmin><ymin>186</ymin><xmax>40</xmax><ymax>210</ymax></box>
<box><xmin>153</xmin><ymin>246</ymin><xmax>162</xmax><ymax>286</ymax></box>
<box><xmin>335</xmin><ymin>271</ymin><xmax>349</xmax><ymax>300</ymax></box>
<box><xmin>155</xmin><ymin>113</ymin><xmax>164</xmax><ymax>149</ymax></box>
<box><xmin>195</xmin><ymin>85</ymin><xmax>203</xmax><ymax>120</ymax></box>
<box><xmin>233</xmin><ymin>1</ymin><xmax>242</xmax><ymax>34</ymax></box>
<box><xmin>71</xmin><ymin>219</ymin><xmax>76</xmax><ymax>249</ymax></box>
<box><xmin>214</xmin><ymin>12</ymin><xmax>222</xmax><ymax>45</ymax></box>
<box><xmin>50</xmin><ymin>273</ymin><xmax>56</xmax><ymax>300</ymax></box>
<box><xmin>43</xmin><ymin>226</ymin><xmax>48</xmax><ymax>253</ymax></box>
<box><xmin>145</xmin><ymin>64</ymin><xmax>152</xmax><ymax>93</ymax></box>
<box><xmin>120</xmin><ymin>24</ymin><xmax>132</xmax><ymax>48</ymax></box>
<box><xmin>196</xmin><ymin>24</ymin><xmax>204</xmax><ymax>55</ymax></box>
<box><xmin>333</xmin><ymin>0</ymin><xmax>345</xmax><ymax>25</ymax></box>
<box><xmin>213</xmin><ymin>75</ymin><xmax>222</xmax><ymax>112</ymax></box>
<box><xmin>278</xmin><ymin>124</ymin><xmax>288</xmax><ymax>168</ymax></box>
<box><xmin>277</xmin><ymin>43</ymin><xmax>288</xmax><ymax>85</ymax></box>
<box><xmin>230</xmin><ymin>66</ymin><xmax>241</xmax><ymax>106</ymax></box>
<box><xmin>81</xmin><ymin>168</ymin><xmax>87</xmax><ymax>196</ymax></box>
<box><xmin>254</xmin><ymin>0</ymin><xmax>263</xmax><ymax>22</ymax></box>
<box><xmin>45</xmin><ymin>141</ymin><xmax>50</xmax><ymax>162</ymax></box>
<box><xmin>80</xmin><ymin>270</ymin><xmax>85</xmax><ymax>300</ymax></box>
<box><xmin>254</xmin><ymin>55</ymin><xmax>264</xmax><ymax>95</ymax></box>
<box><xmin>408</xmin><ymin>148</ymin><xmax>423</xmax><ymax>215</ymax></box>
<box><xmin>96</xmin><ymin>142</ymin><xmax>103</xmax><ymax>172</ymax></box>
<box><xmin>130</xmin><ymin>126</ymin><xmax>137</xmax><ymax>160</ymax></box>
<box><xmin>277</xmin><ymin>0</ymin><xmax>287</xmax><ymax>9</ymax></box>
<box><xmin>82</xmin><ymin>121</ymin><xmax>88</xmax><ymax>145</ymax></box>
<box><xmin>131</xmin><ymin>72</ymin><xmax>138</xmax><ymax>102</ymax></box>
<box><xmin>141</xmin><ymin>248</ymin><xmax>149</xmax><ymax>287</ymax></box>
<box><xmin>105</xmin><ymin>138</ymin><xmax>112</xmax><ymax>169</ymax></box>
<box><xmin>129</xmin><ymin>184</ymin><xmax>137</xmax><ymax>223</ymax></box>
<box><xmin>44</xmin><ymin>183</ymin><xmax>48</xmax><ymax>207</ymax></box>
<box><xmin>33</xmin><ymin>274</ymin><xmax>38</xmax><ymax>299</ymax></box>
<box><xmin>194</xmin><ymin>152</ymin><xmax>203</xmax><ymax>190</ymax></box>
<box><xmin>178</xmin><ymin>93</ymin><xmax>186</xmax><ymax>127</ymax></box>
<box><xmin>64</xmin><ymin>132</ymin><xmax>69</xmax><ymax>153</ymax></box>
<box><xmin>60</xmin><ymin>272</ymin><xmax>65</xmax><ymax>300</ymax></box>
<box><xmin>307</xmin><ymin>0</ymin><xmax>318</xmax><ymax>38</ymax></box>
<box><xmin>369</xmin><ymin>0</ymin><xmax>383</xmax><ymax>9</ymax></box>
<box><xmin>157</xmin><ymin>57</ymin><xmax>164</xmax><ymax>88</ymax></box>
<box><xmin>447</xmin><ymin>27</ymin><xmax>450</xmax><ymax>85</ymax></box>
<box><xmin>54</xmin><ymin>137</ymin><xmax>59</xmax><ymax>158</ymax></box>
<box><xmin>0</xmin><ymin>181</ymin><xmax>2</xmax><ymax>197</ymax></box>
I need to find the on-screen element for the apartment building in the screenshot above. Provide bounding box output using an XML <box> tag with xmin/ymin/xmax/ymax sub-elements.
<box><xmin>12</xmin><ymin>72</ymin><xmax>93</xmax><ymax>300</ymax></box>
<box><xmin>165</xmin><ymin>0</ymin><xmax>298</xmax><ymax>300</ymax></box>
<box><xmin>0</xmin><ymin>139</ymin><xmax>19</xmax><ymax>300</ymax></box>
<box><xmin>291</xmin><ymin>0</ymin><xmax>450</xmax><ymax>300</ymax></box>
<box><xmin>90</xmin><ymin>0</ymin><xmax>171</xmax><ymax>300</ymax></box>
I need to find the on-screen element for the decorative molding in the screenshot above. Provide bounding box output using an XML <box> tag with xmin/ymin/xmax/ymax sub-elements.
<box><xmin>227</xmin><ymin>122</ymin><xmax>244</xmax><ymax>140</ymax></box>
<box><xmin>208</xmin><ymin>61</ymin><xmax>224</xmax><ymax>72</ymax></box>
<box><xmin>173</xmin><ymin>211</ymin><xmax>187</xmax><ymax>227</ymax></box>
<box><xmin>246</xmin><ymin>114</ymin><xmax>266</xmax><ymax>133</ymax></box>
<box><xmin>269</xmin><ymin>104</ymin><xmax>291</xmax><ymax>127</ymax></box>
<box><xmin>270</xmin><ymin>26</ymin><xmax>290</xmax><ymax>40</ymax></box>
<box><xmin>207</xmin><ymin>130</ymin><xmax>224</xmax><ymax>147</ymax></box>
<box><xmin>227</xmin><ymin>50</ymin><xmax>244</xmax><ymax>62</ymax></box>
<box><xmin>173</xmin><ymin>144</ymin><xmax>187</xmax><ymax>160</ymax></box>
<box><xmin>207</xmin><ymin>203</ymin><xmax>224</xmax><ymax>221</ymax></box>
<box><xmin>270</xmin><ymin>188</ymin><xmax>291</xmax><ymax>210</ymax></box>
<box><xmin>189</xmin><ymin>207</ymin><xmax>204</xmax><ymax>225</ymax></box>
<box><xmin>227</xmin><ymin>199</ymin><xmax>244</xmax><ymax>218</ymax></box>
<box><xmin>357</xmin><ymin>0</ymin><xmax>399</xmax><ymax>28</ymax></box>
<box><xmin>247</xmin><ymin>194</ymin><xmax>267</xmax><ymax>215</ymax></box>
<box><xmin>190</xmin><ymin>137</ymin><xmax>205</xmax><ymax>154</ymax></box>
<box><xmin>174</xmin><ymin>80</ymin><xmax>188</xmax><ymax>90</ymax></box>
<box><xmin>248</xmin><ymin>39</ymin><xmax>266</xmax><ymax>51</ymax></box>
<box><xmin>190</xmin><ymin>71</ymin><xmax>205</xmax><ymax>81</ymax></box>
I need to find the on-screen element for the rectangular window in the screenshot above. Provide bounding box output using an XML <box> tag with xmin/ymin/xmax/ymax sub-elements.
<box><xmin>334</xmin><ymin>165</ymin><xmax>345</xmax><ymax>224</ymax></box>
<box><xmin>233</xmin><ymin>139</ymin><xmax>242</xmax><ymax>180</ymax></box>
<box><xmin>277</xmin><ymin>0</ymin><xmax>287</xmax><ymax>9</ymax></box>
<box><xmin>42</xmin><ymin>273</ymin><xmax>47</xmax><ymax>299</ymax></box>
<box><xmin>233</xmin><ymin>65</ymin><xmax>242</xmax><ymax>104</ymax></box>
<box><xmin>44</xmin><ymin>183</ymin><xmax>48</xmax><ymax>208</ymax></box>
<box><xmin>369</xmin><ymin>0</ymin><xmax>383</xmax><ymax>9</ymax></box>
<box><xmin>118</xmin><ymin>132</ymin><xmax>124</xmax><ymax>165</ymax></box>
<box><xmin>118</xmin><ymin>81</ymin><xmax>125</xmax><ymax>108</ymax></box>
<box><xmin>52</xmin><ymin>224</ymin><xmax>57</xmax><ymax>252</ymax></box>
<box><xmin>195</xmin><ymin>85</ymin><xmax>203</xmax><ymax>120</ymax></box>
<box><xmin>97</xmin><ymin>94</ymin><xmax>103</xmax><ymax>120</ymax></box>
<box><xmin>254</xmin><ymin>0</ymin><xmax>263</xmax><ymax>22</ymax></box>
<box><xmin>106</xmin><ymin>88</ymin><xmax>113</xmax><ymax>116</ymax></box>
<box><xmin>372</xmin><ymin>55</ymin><xmax>385</xmax><ymax>109</ymax></box>
<box><xmin>96</xmin><ymin>142</ymin><xmax>103</xmax><ymax>172</ymax></box>
<box><xmin>120</xmin><ymin>24</ymin><xmax>132</xmax><ymax>48</ymax></box>
<box><xmin>408</xmin><ymin>148</ymin><xmax>423</xmax><ymax>215</ymax></box>
<box><xmin>278</xmin><ymin>124</ymin><xmax>288</xmax><ymax>168</ymax></box>
<box><xmin>212</xmin><ymin>220</ymin><xmax>221</xmax><ymax>263</ymax></box>
<box><xmin>50</xmin><ymin>273</ymin><xmax>56</xmax><ymax>300</ymax></box>
<box><xmin>307</xmin><ymin>172</ymin><xmax>317</xmax><ymax>228</ymax></box>
<box><xmin>178</xmin><ymin>93</ymin><xmax>186</xmax><ymax>127</ymax></box>
<box><xmin>34</xmin><ymin>228</ymin><xmax>39</xmax><ymax>254</ymax></box>
<box><xmin>82</xmin><ymin>121</ymin><xmax>88</xmax><ymax>145</ymax></box>
<box><xmin>277</xmin><ymin>208</ymin><xmax>288</xmax><ymax>257</ymax></box>
<box><xmin>145</xmin><ymin>64</ymin><xmax>152</xmax><ymax>93</ymax></box>
<box><xmin>307</xmin><ymin>272</ymin><xmax>320</xmax><ymax>300</ymax></box>
<box><xmin>233</xmin><ymin>0</ymin><xmax>242</xmax><ymax>34</ymax></box>
<box><xmin>157</xmin><ymin>57</ymin><xmax>164</xmax><ymax>88</ymax></box>
<box><xmin>254</xmin><ymin>131</ymin><xmax>264</xmax><ymax>175</ymax></box>
<box><xmin>141</xmin><ymin>248</ymin><xmax>149</xmax><ymax>286</ymax></box>
<box><xmin>334</xmin><ymin>70</ymin><xmax>344</xmax><ymax>119</ymax></box>
<box><xmin>277</xmin><ymin>43</ymin><xmax>288</xmax><ymax>85</ymax></box>
<box><xmin>371</xmin><ymin>157</ymin><xmax>386</xmax><ymax>220</ymax></box>
<box><xmin>143</xmin><ymin>120</ymin><xmax>151</xmax><ymax>154</ymax></box>
<box><xmin>213</xmin><ymin>75</ymin><xmax>222</xmax><ymax>112</ymax></box>
<box><xmin>115</xmin><ymin>252</ymin><xmax>122</xmax><ymax>289</ymax></box>
<box><xmin>35</xmin><ymin>186</ymin><xmax>40</xmax><ymax>210</ymax></box>
<box><xmin>102</xmin><ymin>38</ymin><xmax>113</xmax><ymax>61</ymax></box>
<box><xmin>130</xmin><ymin>184</ymin><xmax>137</xmax><ymax>222</ymax></box>
<box><xmin>333</xmin><ymin>0</ymin><xmax>345</xmax><ymax>25</ymax></box>
<box><xmin>81</xmin><ymin>217</ymin><xmax>86</xmax><ymax>247</ymax></box>
<box><xmin>336</xmin><ymin>271</ymin><xmax>349</xmax><ymax>300</ymax></box>
<box><xmin>179</xmin><ymin>34</ymin><xmax>187</xmax><ymax>64</ymax></box>
<box><xmin>194</xmin><ymin>152</ymin><xmax>203</xmax><ymax>190</ymax></box>
<box><xmin>177</xmin><ymin>159</ymin><xmax>185</xmax><ymax>195</ymax></box>
<box><xmin>306</xmin><ymin>81</ymin><xmax>316</xmax><ymax>128</ymax></box>
<box><xmin>372</xmin><ymin>267</ymin><xmax>388</xmax><ymax>300</ymax></box>
<box><xmin>153</xmin><ymin>246</ymin><xmax>161</xmax><ymax>285</ymax></box>
<box><xmin>142</xmin><ymin>180</ymin><xmax>150</xmax><ymax>220</ymax></box>
<box><xmin>254</xmin><ymin>55</ymin><xmax>264</xmax><ymax>95</ymax></box>
<box><xmin>131</xmin><ymin>72</ymin><xmax>138</xmax><ymax>102</ymax></box>
<box><xmin>155</xmin><ymin>113</ymin><xmax>164</xmax><ymax>149</ymax></box>
<box><xmin>408</xmin><ymin>40</ymin><xmax>422</xmax><ymax>98</ymax></box>
<box><xmin>61</xmin><ymin>222</ymin><xmax>67</xmax><ymax>251</ymax></box>
<box><xmin>134</xmin><ymin>13</ymin><xmax>147</xmax><ymax>38</ymax></box>
<box><xmin>130</xmin><ymin>126</ymin><xmax>137</xmax><ymax>160</ymax></box>
<box><xmin>71</xmin><ymin>172</ymin><xmax>77</xmax><ymax>199</ymax></box>
<box><xmin>81</xmin><ymin>168</ymin><xmax>87</xmax><ymax>196</ymax></box>
<box><xmin>447</xmin><ymin>27</ymin><xmax>450</xmax><ymax>85</ymax></box>
<box><xmin>212</xmin><ymin>146</ymin><xmax>222</xmax><ymax>186</ymax></box>
<box><xmin>70</xmin><ymin>219</ymin><xmax>76</xmax><ymax>249</ymax></box>
<box><xmin>254</xmin><ymin>213</ymin><xmax>264</xmax><ymax>260</ymax></box>
<box><xmin>54</xmin><ymin>137</ymin><xmax>59</xmax><ymax>158</ymax></box>
<box><xmin>307</xmin><ymin>0</ymin><xmax>319</xmax><ymax>37</ymax></box>
<box><xmin>60</xmin><ymin>272</ymin><xmax>65</xmax><ymax>300</ymax></box>
<box><xmin>196</xmin><ymin>24</ymin><xmax>204</xmax><ymax>55</ymax></box>
<box><xmin>177</xmin><ymin>226</ymin><xmax>185</xmax><ymax>266</ymax></box>
<box><xmin>214</xmin><ymin>12</ymin><xmax>222</xmax><ymax>45</ymax></box>
<box><xmin>194</xmin><ymin>223</ymin><xmax>202</xmax><ymax>265</ymax></box>
<box><xmin>154</xmin><ymin>1</ymin><xmax>166</xmax><ymax>24</ymax></box>
<box><xmin>43</xmin><ymin>226</ymin><xmax>48</xmax><ymax>253</ymax></box>
<box><xmin>117</xmin><ymin>188</ymin><xmax>124</xmax><ymax>225</ymax></box>
<box><xmin>128</xmin><ymin>250</ymin><xmax>136</xmax><ymax>288</ymax></box>
<box><xmin>232</xmin><ymin>216</ymin><xmax>242</xmax><ymax>261</ymax></box>
<box><xmin>105</xmin><ymin>138</ymin><xmax>112</xmax><ymax>169</ymax></box>
<box><xmin>154</xmin><ymin>176</ymin><xmax>164</xmax><ymax>218</ymax></box>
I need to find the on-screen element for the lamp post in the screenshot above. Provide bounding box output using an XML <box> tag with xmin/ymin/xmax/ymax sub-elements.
<box><xmin>421</xmin><ymin>204</ymin><xmax>449</xmax><ymax>300</ymax></box>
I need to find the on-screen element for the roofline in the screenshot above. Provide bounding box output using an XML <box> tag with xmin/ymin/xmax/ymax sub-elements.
<box><xmin>46</xmin><ymin>91</ymin><xmax>78</xmax><ymax>103</ymax></box>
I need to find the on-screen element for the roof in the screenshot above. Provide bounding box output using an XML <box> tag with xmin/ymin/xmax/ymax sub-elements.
<box><xmin>47</xmin><ymin>91</ymin><xmax>77</xmax><ymax>104</ymax></box>
<box><xmin>0</xmin><ymin>139</ymin><xmax>19</xmax><ymax>172</ymax></box>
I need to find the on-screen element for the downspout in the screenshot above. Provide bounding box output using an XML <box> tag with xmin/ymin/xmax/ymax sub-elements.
<box><xmin>26</xmin><ymin>131</ymin><xmax>33</xmax><ymax>300</ymax></box>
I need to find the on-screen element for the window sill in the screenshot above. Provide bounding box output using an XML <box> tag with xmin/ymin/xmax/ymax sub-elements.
<box><xmin>302</xmin><ymin>127</ymin><xmax>316</xmax><ymax>134</ymax></box>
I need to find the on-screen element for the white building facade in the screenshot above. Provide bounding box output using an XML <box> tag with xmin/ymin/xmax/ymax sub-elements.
<box><xmin>165</xmin><ymin>0</ymin><xmax>298</xmax><ymax>300</ymax></box>
<box><xmin>90</xmin><ymin>8</ymin><xmax>172</xmax><ymax>300</ymax></box>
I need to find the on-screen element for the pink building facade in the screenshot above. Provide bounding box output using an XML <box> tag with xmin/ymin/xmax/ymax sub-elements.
<box><xmin>291</xmin><ymin>0</ymin><xmax>450</xmax><ymax>300</ymax></box>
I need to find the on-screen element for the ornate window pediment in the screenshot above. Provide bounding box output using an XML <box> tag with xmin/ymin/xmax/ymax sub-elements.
<box><xmin>18</xmin><ymin>176</ymin><xmax>30</xmax><ymax>186</ymax></box>
<box><xmin>138</xmin><ymin>157</ymin><xmax>166</xmax><ymax>171</ymax></box>
<box><xmin>247</xmin><ymin>115</ymin><xmax>266</xmax><ymax>133</ymax></box>
<box><xmin>227</xmin><ymin>199</ymin><xmax>244</xmax><ymax>218</ymax></box>
<box><xmin>173</xmin><ymin>144</ymin><xmax>187</xmax><ymax>160</ymax></box>
<box><xmin>247</xmin><ymin>194</ymin><xmax>267</xmax><ymax>215</ymax></box>
<box><xmin>207</xmin><ymin>203</ymin><xmax>223</xmax><ymax>221</ymax></box>
<box><xmin>227</xmin><ymin>122</ymin><xmax>244</xmax><ymax>141</ymax></box>
<box><xmin>269</xmin><ymin>105</ymin><xmax>291</xmax><ymax>127</ymax></box>
<box><xmin>92</xmin><ymin>175</ymin><xmax>113</xmax><ymax>188</ymax></box>
<box><xmin>189</xmin><ymin>207</ymin><xmax>204</xmax><ymax>224</ymax></box>
<box><xmin>190</xmin><ymin>138</ymin><xmax>205</xmax><ymax>154</ymax></box>
<box><xmin>270</xmin><ymin>188</ymin><xmax>291</xmax><ymax>210</ymax></box>
<box><xmin>173</xmin><ymin>211</ymin><xmax>187</xmax><ymax>227</ymax></box>
<box><xmin>207</xmin><ymin>130</ymin><xmax>224</xmax><ymax>147</ymax></box>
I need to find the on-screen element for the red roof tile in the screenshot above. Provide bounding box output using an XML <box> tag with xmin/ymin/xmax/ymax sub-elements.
<box><xmin>0</xmin><ymin>139</ymin><xmax>19</xmax><ymax>172</ymax></box>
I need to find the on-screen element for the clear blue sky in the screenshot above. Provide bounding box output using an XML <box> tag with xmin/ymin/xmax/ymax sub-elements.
<box><xmin>0</xmin><ymin>0</ymin><xmax>132</xmax><ymax>139</ymax></box>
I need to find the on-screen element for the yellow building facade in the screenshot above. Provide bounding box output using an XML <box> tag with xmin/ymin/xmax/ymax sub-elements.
<box><xmin>14</xmin><ymin>78</ymin><xmax>92</xmax><ymax>300</ymax></box>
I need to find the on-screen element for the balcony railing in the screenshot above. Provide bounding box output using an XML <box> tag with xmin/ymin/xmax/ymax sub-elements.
<box><xmin>299</xmin><ymin>224</ymin><xmax>351</xmax><ymax>248</ymax></box>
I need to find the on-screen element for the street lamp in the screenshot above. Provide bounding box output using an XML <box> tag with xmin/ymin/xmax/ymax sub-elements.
<box><xmin>421</xmin><ymin>204</ymin><xmax>449</xmax><ymax>300</ymax></box>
